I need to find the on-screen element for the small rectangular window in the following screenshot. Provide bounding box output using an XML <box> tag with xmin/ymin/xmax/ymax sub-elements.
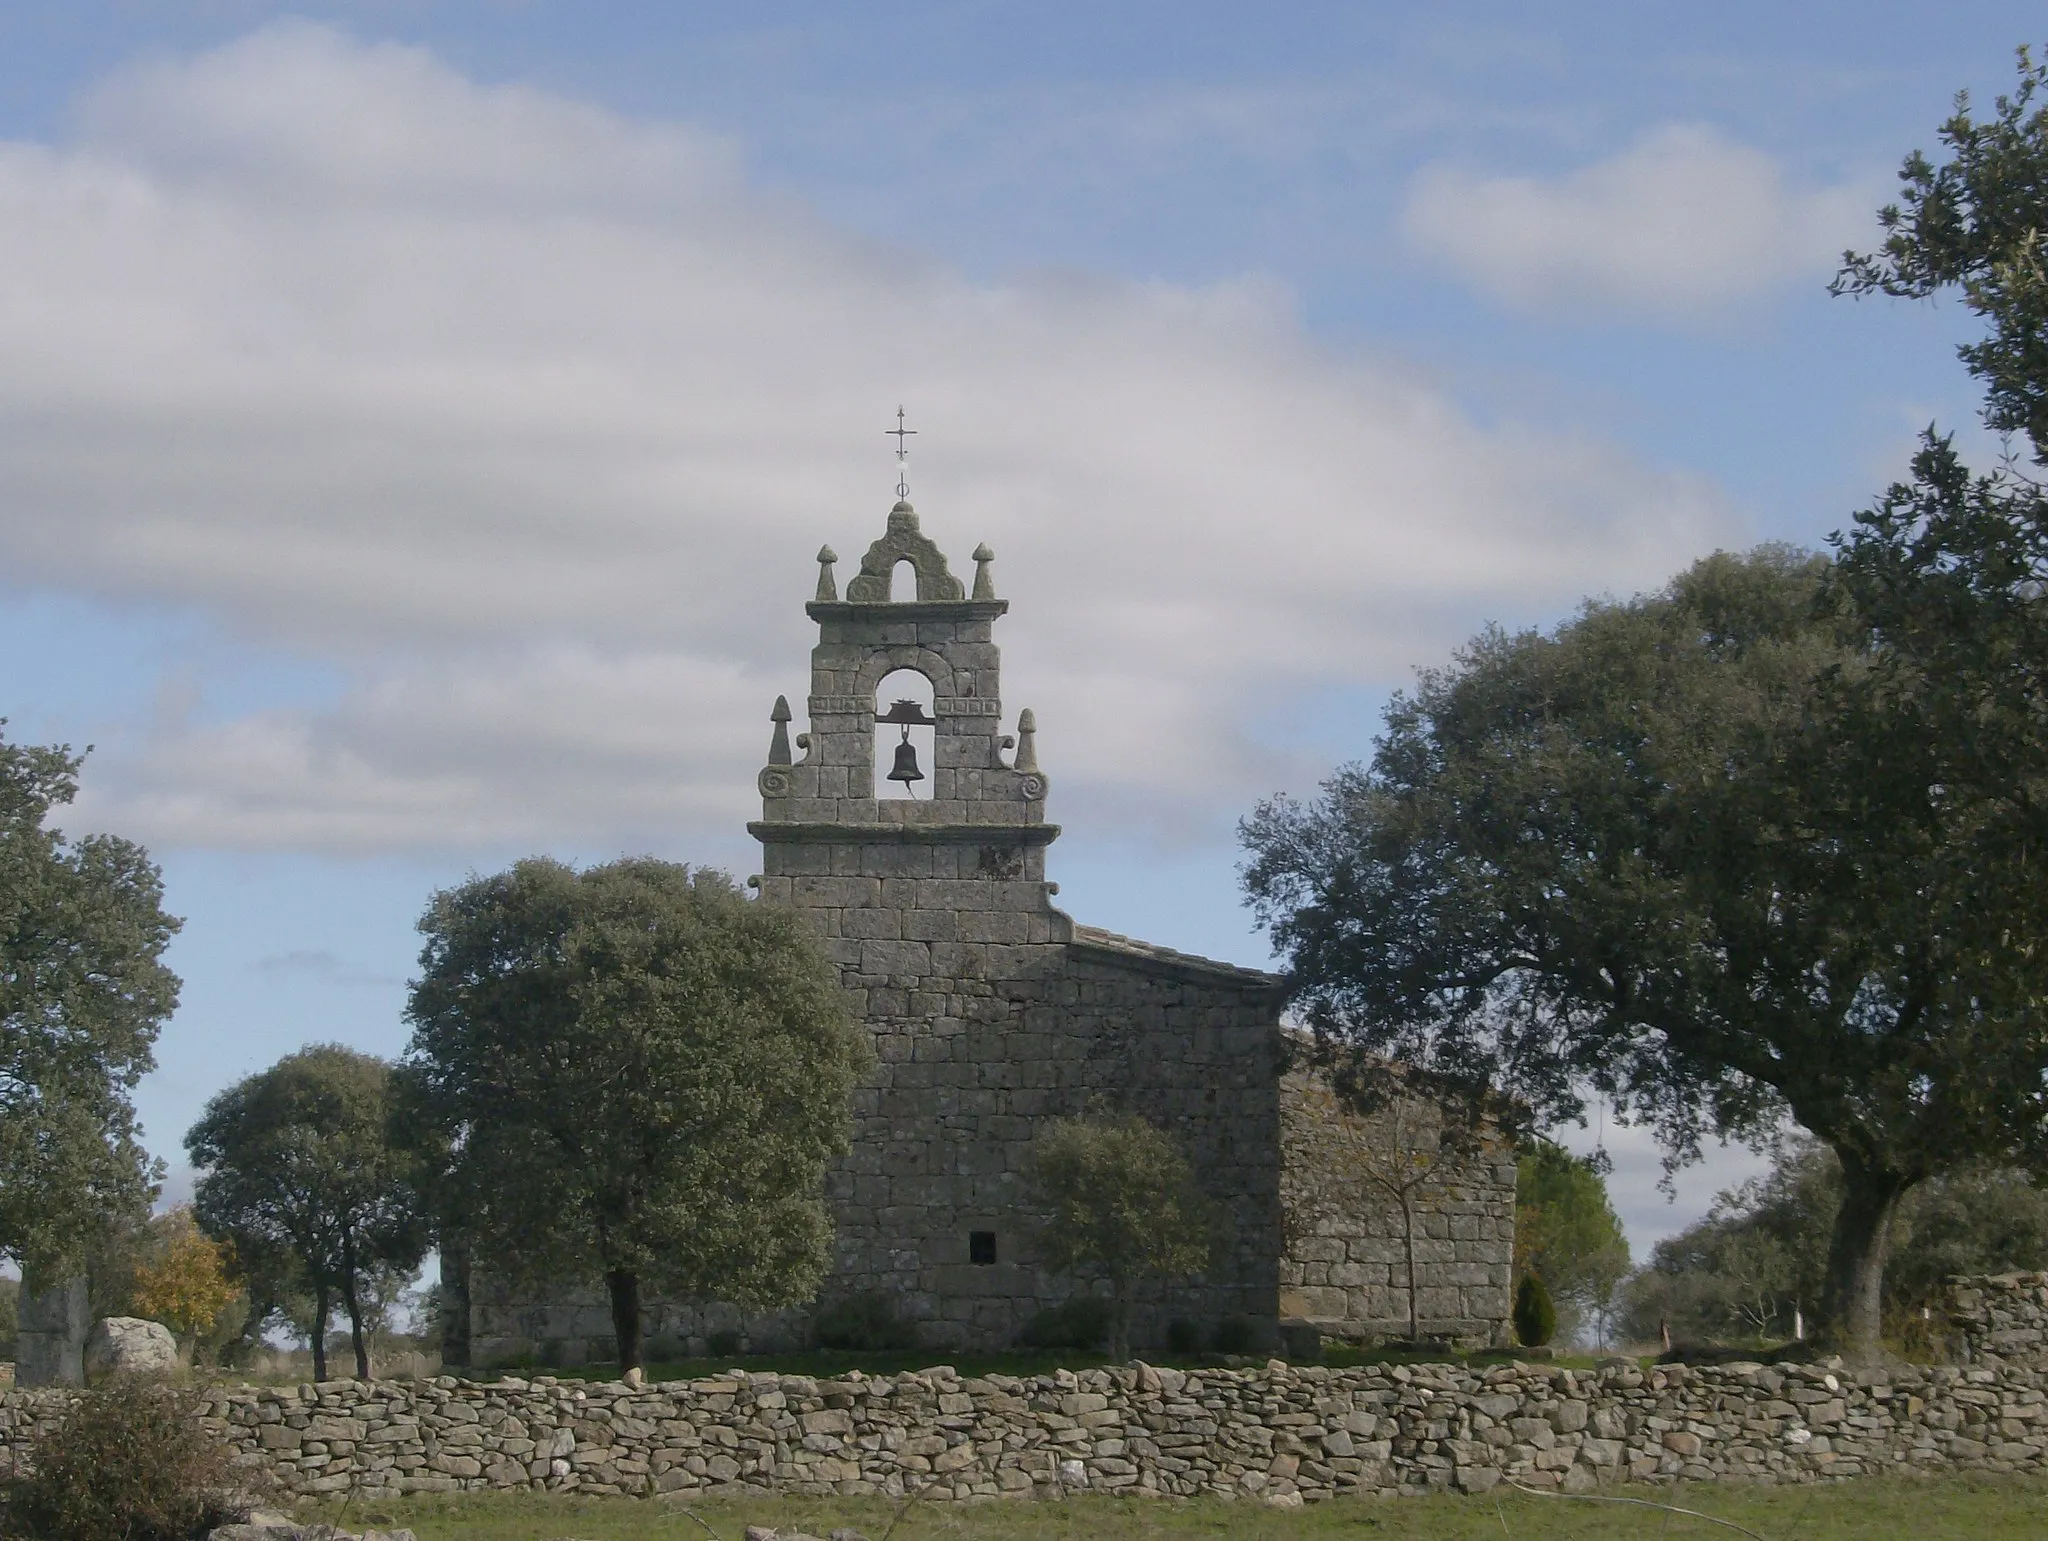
<box><xmin>969</xmin><ymin>1230</ymin><xmax>997</xmax><ymax>1265</ymax></box>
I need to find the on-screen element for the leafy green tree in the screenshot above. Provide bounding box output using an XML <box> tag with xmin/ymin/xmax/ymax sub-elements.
<box><xmin>1025</xmin><ymin>1113</ymin><xmax>1215</xmax><ymax>1361</ymax></box>
<box><xmin>0</xmin><ymin>729</ymin><xmax>179</xmax><ymax>1280</ymax></box>
<box><xmin>1622</xmin><ymin>1142</ymin><xmax>1835</xmax><ymax>1348</ymax></box>
<box><xmin>1243</xmin><ymin>544</ymin><xmax>2048</xmax><ymax>1358</ymax></box>
<box><xmin>1810</xmin><ymin>43</ymin><xmax>2048</xmax><ymax>1348</ymax></box>
<box><xmin>129</xmin><ymin>1207</ymin><xmax>244</xmax><ymax>1363</ymax></box>
<box><xmin>1624</xmin><ymin>1141</ymin><xmax>2048</xmax><ymax>1349</ymax></box>
<box><xmin>187</xmin><ymin>1045</ymin><xmax>429</xmax><ymax>1380</ymax></box>
<box><xmin>1515</xmin><ymin>1142</ymin><xmax>1629</xmax><ymax>1347</ymax></box>
<box><xmin>83</xmin><ymin>1199</ymin><xmax>156</xmax><ymax>1324</ymax></box>
<box><xmin>1822</xmin><ymin>48</ymin><xmax>2048</xmax><ymax>968</ymax></box>
<box><xmin>1833</xmin><ymin>45</ymin><xmax>2048</xmax><ymax>464</ymax></box>
<box><xmin>1885</xmin><ymin>1166</ymin><xmax>2048</xmax><ymax>1314</ymax></box>
<box><xmin>402</xmin><ymin>858</ymin><xmax>870</xmax><ymax>1375</ymax></box>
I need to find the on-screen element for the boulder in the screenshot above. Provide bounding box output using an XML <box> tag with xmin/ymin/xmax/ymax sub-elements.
<box><xmin>85</xmin><ymin>1315</ymin><xmax>179</xmax><ymax>1377</ymax></box>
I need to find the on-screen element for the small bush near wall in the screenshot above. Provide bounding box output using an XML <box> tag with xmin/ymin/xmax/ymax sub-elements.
<box><xmin>1210</xmin><ymin>1316</ymin><xmax>1256</xmax><ymax>1353</ymax></box>
<box><xmin>813</xmin><ymin>1293</ymin><xmax>917</xmax><ymax>1352</ymax></box>
<box><xmin>0</xmin><ymin>1379</ymin><xmax>255</xmax><ymax>1541</ymax></box>
<box><xmin>1514</xmin><ymin>1275</ymin><xmax>1558</xmax><ymax>1348</ymax></box>
<box><xmin>1018</xmin><ymin>1298</ymin><xmax>1112</xmax><ymax>1351</ymax></box>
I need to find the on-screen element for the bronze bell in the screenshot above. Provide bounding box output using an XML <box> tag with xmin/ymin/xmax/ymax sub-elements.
<box><xmin>887</xmin><ymin>726</ymin><xmax>925</xmax><ymax>791</ymax></box>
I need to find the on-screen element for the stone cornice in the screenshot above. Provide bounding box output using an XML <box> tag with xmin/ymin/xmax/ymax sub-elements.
<box><xmin>748</xmin><ymin>821</ymin><xmax>1059</xmax><ymax>846</ymax></box>
<box><xmin>806</xmin><ymin>600</ymin><xmax>1010</xmax><ymax>623</ymax></box>
<box><xmin>1069</xmin><ymin>924</ymin><xmax>1285</xmax><ymax>991</ymax></box>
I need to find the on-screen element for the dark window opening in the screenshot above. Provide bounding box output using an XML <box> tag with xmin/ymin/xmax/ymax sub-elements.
<box><xmin>969</xmin><ymin>1230</ymin><xmax>997</xmax><ymax>1265</ymax></box>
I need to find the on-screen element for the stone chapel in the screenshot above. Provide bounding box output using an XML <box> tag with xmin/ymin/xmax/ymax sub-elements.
<box><xmin>466</xmin><ymin>499</ymin><xmax>1515</xmax><ymax>1363</ymax></box>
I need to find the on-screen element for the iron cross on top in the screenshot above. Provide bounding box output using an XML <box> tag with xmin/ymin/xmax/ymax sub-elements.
<box><xmin>887</xmin><ymin>406</ymin><xmax>916</xmax><ymax>499</ymax></box>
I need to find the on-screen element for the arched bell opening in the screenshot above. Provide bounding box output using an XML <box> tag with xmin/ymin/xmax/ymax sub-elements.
<box><xmin>874</xmin><ymin>667</ymin><xmax>936</xmax><ymax>801</ymax></box>
<box><xmin>890</xmin><ymin>557</ymin><xmax>920</xmax><ymax>602</ymax></box>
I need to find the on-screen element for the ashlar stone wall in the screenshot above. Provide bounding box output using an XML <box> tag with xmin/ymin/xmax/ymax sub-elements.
<box><xmin>471</xmin><ymin>926</ymin><xmax>1292</xmax><ymax>1361</ymax></box>
<box><xmin>1278</xmin><ymin>1076</ymin><xmax>1516</xmax><ymax>1345</ymax></box>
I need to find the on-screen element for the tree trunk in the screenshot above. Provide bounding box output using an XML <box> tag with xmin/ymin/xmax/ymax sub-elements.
<box><xmin>1402</xmin><ymin>1190</ymin><xmax>1421</xmax><ymax>1345</ymax></box>
<box><xmin>1110</xmin><ymin>1277</ymin><xmax>1130</xmax><ymax>1363</ymax></box>
<box><xmin>311</xmin><ymin>1279</ymin><xmax>330</xmax><ymax>1383</ymax></box>
<box><xmin>606</xmin><ymin>1269</ymin><xmax>643</xmax><ymax>1374</ymax></box>
<box><xmin>1823</xmin><ymin>1153</ymin><xmax>1913</xmax><ymax>1360</ymax></box>
<box><xmin>439</xmin><ymin>1233</ymin><xmax>473</xmax><ymax>1369</ymax></box>
<box><xmin>344</xmin><ymin>1275</ymin><xmax>370</xmax><ymax>1380</ymax></box>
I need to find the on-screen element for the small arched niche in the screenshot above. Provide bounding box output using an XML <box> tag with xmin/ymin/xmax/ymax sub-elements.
<box><xmin>874</xmin><ymin>667</ymin><xmax>936</xmax><ymax>801</ymax></box>
<box><xmin>890</xmin><ymin>557</ymin><xmax>920</xmax><ymax>601</ymax></box>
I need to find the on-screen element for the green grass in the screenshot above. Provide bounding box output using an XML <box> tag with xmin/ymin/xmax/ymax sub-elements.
<box><xmin>301</xmin><ymin>1475</ymin><xmax>2048</xmax><ymax>1541</ymax></box>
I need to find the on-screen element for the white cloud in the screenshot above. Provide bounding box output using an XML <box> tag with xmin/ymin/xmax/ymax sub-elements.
<box><xmin>1401</xmin><ymin>123</ymin><xmax>1879</xmax><ymax>315</ymax></box>
<box><xmin>4</xmin><ymin>22</ymin><xmax>1739</xmax><ymax>856</ymax></box>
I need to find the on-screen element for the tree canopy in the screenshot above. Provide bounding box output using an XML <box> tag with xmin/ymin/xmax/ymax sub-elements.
<box><xmin>1833</xmin><ymin>45</ymin><xmax>2048</xmax><ymax>462</ymax></box>
<box><xmin>402</xmin><ymin>858</ymin><xmax>870</xmax><ymax>1373</ymax></box>
<box><xmin>1025</xmin><ymin>1113</ymin><xmax>1214</xmax><ymax>1363</ymax></box>
<box><xmin>187</xmin><ymin>1044</ymin><xmax>428</xmax><ymax>1380</ymax></box>
<box><xmin>127</xmin><ymin>1207</ymin><xmax>244</xmax><ymax>1362</ymax></box>
<box><xmin>1622</xmin><ymin>1141</ymin><xmax>2048</xmax><ymax>1351</ymax></box>
<box><xmin>1515</xmin><ymin>1142</ymin><xmax>1629</xmax><ymax>1347</ymax></box>
<box><xmin>1242</xmin><ymin>543</ymin><xmax>2048</xmax><ymax>1356</ymax></box>
<box><xmin>0</xmin><ymin>728</ymin><xmax>179</xmax><ymax>1279</ymax></box>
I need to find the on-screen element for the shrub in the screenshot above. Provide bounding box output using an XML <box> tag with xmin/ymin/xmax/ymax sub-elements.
<box><xmin>0</xmin><ymin>1277</ymin><xmax>16</xmax><ymax>1361</ymax></box>
<box><xmin>0</xmin><ymin>1379</ymin><xmax>254</xmax><ymax>1541</ymax></box>
<box><xmin>1025</xmin><ymin>1115</ymin><xmax>1214</xmax><ymax>1361</ymax></box>
<box><xmin>1165</xmin><ymin>1317</ymin><xmax>1202</xmax><ymax>1354</ymax></box>
<box><xmin>1018</xmin><ymin>1296</ymin><xmax>1113</xmax><ymax>1352</ymax></box>
<box><xmin>812</xmin><ymin>1291</ymin><xmax>917</xmax><ymax>1352</ymax></box>
<box><xmin>129</xmin><ymin>1208</ymin><xmax>243</xmax><ymax>1363</ymax></box>
<box><xmin>1278</xmin><ymin>1322</ymin><xmax>1322</xmax><ymax>1362</ymax></box>
<box><xmin>706</xmin><ymin>1328</ymin><xmax>744</xmax><ymax>1359</ymax></box>
<box><xmin>1210</xmin><ymin>1315</ymin><xmax>1256</xmax><ymax>1354</ymax></box>
<box><xmin>1514</xmin><ymin>1273</ymin><xmax>1558</xmax><ymax>1348</ymax></box>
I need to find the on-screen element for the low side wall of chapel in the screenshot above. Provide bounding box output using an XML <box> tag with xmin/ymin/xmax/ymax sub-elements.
<box><xmin>1279</xmin><ymin>1075</ymin><xmax>1517</xmax><ymax>1347</ymax></box>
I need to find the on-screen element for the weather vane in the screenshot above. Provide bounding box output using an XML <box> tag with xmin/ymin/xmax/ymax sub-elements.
<box><xmin>887</xmin><ymin>406</ymin><xmax>916</xmax><ymax>500</ymax></box>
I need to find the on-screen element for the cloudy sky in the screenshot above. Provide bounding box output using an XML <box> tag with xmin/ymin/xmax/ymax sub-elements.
<box><xmin>0</xmin><ymin>2</ymin><xmax>2031</xmax><ymax>1256</ymax></box>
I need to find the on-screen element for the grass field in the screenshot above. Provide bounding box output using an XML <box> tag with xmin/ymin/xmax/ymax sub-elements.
<box><xmin>302</xmin><ymin>1475</ymin><xmax>2048</xmax><ymax>1541</ymax></box>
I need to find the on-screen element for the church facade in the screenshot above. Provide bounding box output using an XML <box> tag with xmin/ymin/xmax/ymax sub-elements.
<box><xmin>466</xmin><ymin>500</ymin><xmax>1515</xmax><ymax>1362</ymax></box>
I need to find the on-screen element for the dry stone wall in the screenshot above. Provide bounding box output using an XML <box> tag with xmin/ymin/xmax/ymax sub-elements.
<box><xmin>1947</xmin><ymin>1272</ymin><xmax>2048</xmax><ymax>1366</ymax></box>
<box><xmin>8</xmin><ymin>1357</ymin><xmax>2048</xmax><ymax>1503</ymax></box>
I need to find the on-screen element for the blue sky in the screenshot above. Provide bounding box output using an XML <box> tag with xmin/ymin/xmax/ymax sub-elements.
<box><xmin>0</xmin><ymin>2</ymin><xmax>2033</xmax><ymax>1257</ymax></box>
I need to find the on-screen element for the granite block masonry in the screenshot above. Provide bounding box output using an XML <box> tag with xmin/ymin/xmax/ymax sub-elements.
<box><xmin>5</xmin><ymin>1354</ymin><xmax>2048</xmax><ymax>1502</ymax></box>
<box><xmin>469</xmin><ymin>497</ymin><xmax>1515</xmax><ymax>1362</ymax></box>
<box><xmin>14</xmin><ymin>1277</ymin><xmax>87</xmax><ymax>1388</ymax></box>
